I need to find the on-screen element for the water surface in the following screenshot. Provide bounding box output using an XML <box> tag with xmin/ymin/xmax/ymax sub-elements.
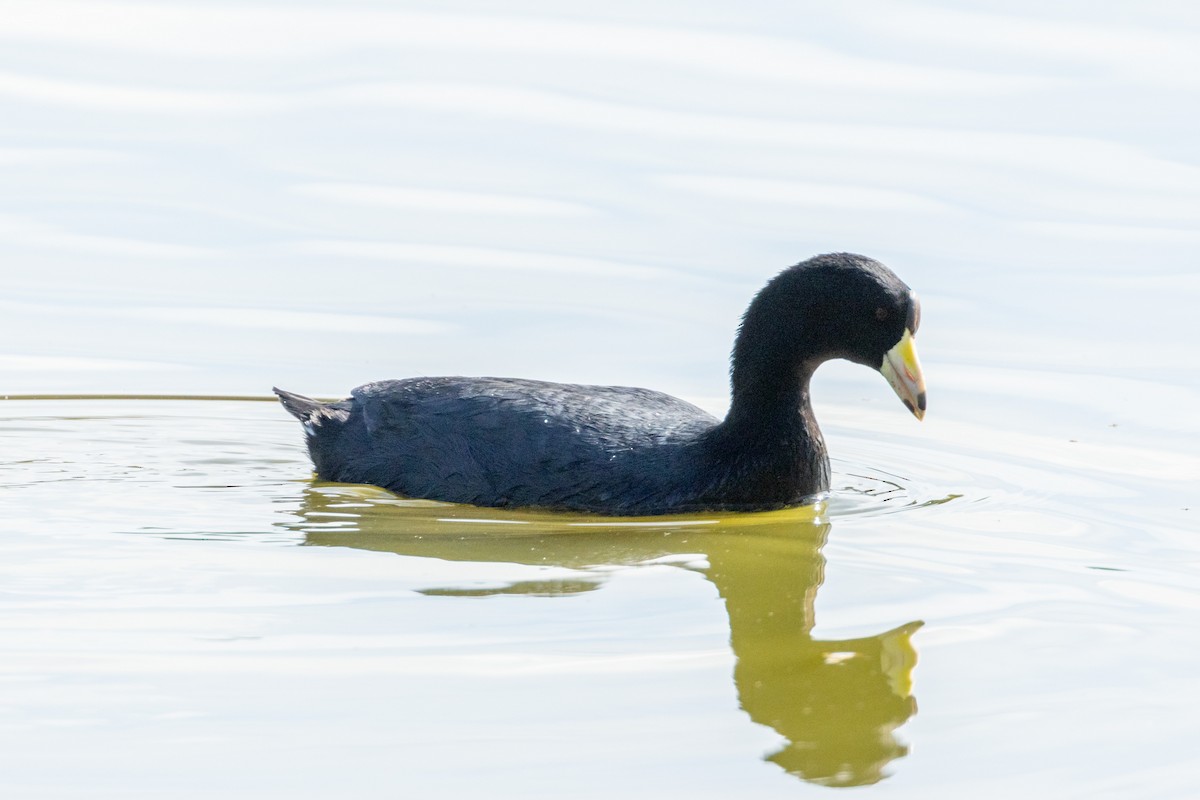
<box><xmin>2</xmin><ymin>397</ymin><xmax>1196</xmax><ymax>797</ymax></box>
<box><xmin>3</xmin><ymin>1</ymin><xmax>1200</xmax><ymax>797</ymax></box>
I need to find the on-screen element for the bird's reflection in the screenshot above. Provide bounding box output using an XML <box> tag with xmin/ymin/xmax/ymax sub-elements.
<box><xmin>288</xmin><ymin>484</ymin><xmax>921</xmax><ymax>787</ymax></box>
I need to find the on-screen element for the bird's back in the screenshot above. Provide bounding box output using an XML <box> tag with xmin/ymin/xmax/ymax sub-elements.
<box><xmin>290</xmin><ymin>377</ymin><xmax>720</xmax><ymax>512</ymax></box>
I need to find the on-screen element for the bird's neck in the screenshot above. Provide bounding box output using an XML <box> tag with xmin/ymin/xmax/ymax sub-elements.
<box><xmin>707</xmin><ymin>363</ymin><xmax>830</xmax><ymax>503</ymax></box>
<box><xmin>723</xmin><ymin>364</ymin><xmax>820</xmax><ymax>447</ymax></box>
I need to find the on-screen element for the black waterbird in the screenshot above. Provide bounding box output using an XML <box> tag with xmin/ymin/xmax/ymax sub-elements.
<box><xmin>276</xmin><ymin>252</ymin><xmax>927</xmax><ymax>514</ymax></box>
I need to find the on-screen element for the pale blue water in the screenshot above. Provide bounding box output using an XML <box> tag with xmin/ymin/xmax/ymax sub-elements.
<box><xmin>2</xmin><ymin>2</ymin><xmax>1199</xmax><ymax>797</ymax></box>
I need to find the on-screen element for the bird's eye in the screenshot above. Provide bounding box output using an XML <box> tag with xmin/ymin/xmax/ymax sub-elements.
<box><xmin>875</xmin><ymin>307</ymin><xmax>889</xmax><ymax>321</ymax></box>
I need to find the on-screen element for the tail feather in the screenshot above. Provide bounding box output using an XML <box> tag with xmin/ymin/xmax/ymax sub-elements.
<box><xmin>273</xmin><ymin>386</ymin><xmax>327</xmax><ymax>421</ymax></box>
<box><xmin>275</xmin><ymin>388</ymin><xmax>351</xmax><ymax>479</ymax></box>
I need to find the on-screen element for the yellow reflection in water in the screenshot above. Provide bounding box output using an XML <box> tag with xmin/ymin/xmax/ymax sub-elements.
<box><xmin>291</xmin><ymin>485</ymin><xmax>921</xmax><ymax>787</ymax></box>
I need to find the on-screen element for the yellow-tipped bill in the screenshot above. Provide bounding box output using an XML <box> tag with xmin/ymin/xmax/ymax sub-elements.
<box><xmin>880</xmin><ymin>329</ymin><xmax>927</xmax><ymax>420</ymax></box>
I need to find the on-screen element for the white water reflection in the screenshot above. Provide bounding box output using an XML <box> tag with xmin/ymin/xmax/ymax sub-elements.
<box><xmin>296</xmin><ymin>182</ymin><xmax>595</xmax><ymax>217</ymax></box>
<box><xmin>3</xmin><ymin>0</ymin><xmax>1198</xmax><ymax>402</ymax></box>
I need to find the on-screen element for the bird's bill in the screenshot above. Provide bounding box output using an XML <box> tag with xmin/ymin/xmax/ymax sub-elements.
<box><xmin>880</xmin><ymin>329</ymin><xmax>927</xmax><ymax>420</ymax></box>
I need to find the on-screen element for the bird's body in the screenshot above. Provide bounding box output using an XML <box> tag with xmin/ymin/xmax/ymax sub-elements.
<box><xmin>276</xmin><ymin>376</ymin><xmax>827</xmax><ymax>514</ymax></box>
<box><xmin>277</xmin><ymin>253</ymin><xmax>926</xmax><ymax>515</ymax></box>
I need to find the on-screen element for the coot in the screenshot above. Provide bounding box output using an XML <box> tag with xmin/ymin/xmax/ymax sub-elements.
<box><xmin>276</xmin><ymin>252</ymin><xmax>926</xmax><ymax>515</ymax></box>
